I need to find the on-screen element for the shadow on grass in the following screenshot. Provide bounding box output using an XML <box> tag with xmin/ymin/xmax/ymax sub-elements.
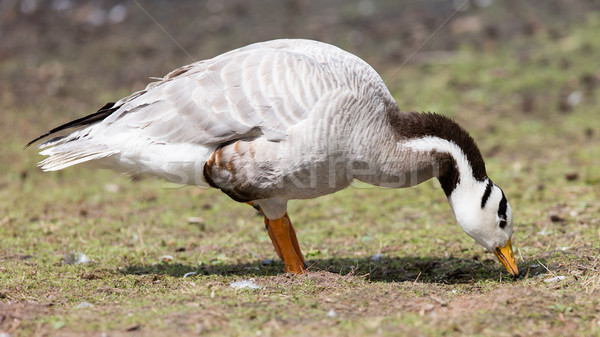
<box><xmin>118</xmin><ymin>256</ymin><xmax>549</xmax><ymax>284</ymax></box>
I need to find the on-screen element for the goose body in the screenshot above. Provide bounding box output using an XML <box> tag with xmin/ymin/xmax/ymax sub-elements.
<box><xmin>29</xmin><ymin>39</ymin><xmax>518</xmax><ymax>276</ymax></box>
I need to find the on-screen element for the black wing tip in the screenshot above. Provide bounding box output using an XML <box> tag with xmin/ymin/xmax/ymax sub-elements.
<box><xmin>24</xmin><ymin>134</ymin><xmax>48</xmax><ymax>149</ymax></box>
<box><xmin>23</xmin><ymin>102</ymin><xmax>118</xmax><ymax>150</ymax></box>
<box><xmin>24</xmin><ymin>134</ymin><xmax>66</xmax><ymax>150</ymax></box>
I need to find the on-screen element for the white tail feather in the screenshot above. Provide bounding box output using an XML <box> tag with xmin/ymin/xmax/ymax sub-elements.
<box><xmin>38</xmin><ymin>143</ymin><xmax>119</xmax><ymax>171</ymax></box>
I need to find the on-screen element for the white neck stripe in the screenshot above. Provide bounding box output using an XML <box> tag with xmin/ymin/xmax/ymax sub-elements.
<box><xmin>401</xmin><ymin>136</ymin><xmax>474</xmax><ymax>181</ymax></box>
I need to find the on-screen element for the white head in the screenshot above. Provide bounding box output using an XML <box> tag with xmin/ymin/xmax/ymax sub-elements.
<box><xmin>391</xmin><ymin>113</ymin><xmax>518</xmax><ymax>275</ymax></box>
<box><xmin>449</xmin><ymin>178</ymin><xmax>518</xmax><ymax>276</ymax></box>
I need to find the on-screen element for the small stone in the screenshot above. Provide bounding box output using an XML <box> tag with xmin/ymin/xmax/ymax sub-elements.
<box><xmin>566</xmin><ymin>91</ymin><xmax>582</xmax><ymax>107</ymax></box>
<box><xmin>229</xmin><ymin>279</ymin><xmax>261</xmax><ymax>290</ymax></box>
<box><xmin>76</xmin><ymin>301</ymin><xmax>94</xmax><ymax>309</ymax></box>
<box><xmin>63</xmin><ymin>252</ymin><xmax>90</xmax><ymax>265</ymax></box>
<box><xmin>108</xmin><ymin>4</ymin><xmax>127</xmax><ymax>24</ymax></box>
<box><xmin>187</xmin><ymin>216</ymin><xmax>204</xmax><ymax>224</ymax></box>
<box><xmin>104</xmin><ymin>183</ymin><xmax>120</xmax><ymax>193</ymax></box>
<box><xmin>327</xmin><ymin>309</ymin><xmax>337</xmax><ymax>318</ymax></box>
<box><xmin>544</xmin><ymin>276</ymin><xmax>566</xmax><ymax>283</ymax></box>
<box><xmin>370</xmin><ymin>253</ymin><xmax>383</xmax><ymax>262</ymax></box>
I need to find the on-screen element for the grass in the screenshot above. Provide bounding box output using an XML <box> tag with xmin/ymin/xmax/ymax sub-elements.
<box><xmin>1</xmin><ymin>11</ymin><xmax>600</xmax><ymax>337</ymax></box>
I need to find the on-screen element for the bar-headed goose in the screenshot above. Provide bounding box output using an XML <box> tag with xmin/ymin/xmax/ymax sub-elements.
<box><xmin>28</xmin><ymin>39</ymin><xmax>518</xmax><ymax>277</ymax></box>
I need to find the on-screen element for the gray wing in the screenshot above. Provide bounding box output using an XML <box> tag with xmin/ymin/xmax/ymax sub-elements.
<box><xmin>97</xmin><ymin>40</ymin><xmax>348</xmax><ymax>146</ymax></box>
<box><xmin>34</xmin><ymin>39</ymin><xmax>381</xmax><ymax>172</ymax></box>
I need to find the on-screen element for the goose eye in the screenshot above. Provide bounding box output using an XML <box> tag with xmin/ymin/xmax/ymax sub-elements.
<box><xmin>499</xmin><ymin>219</ymin><xmax>507</xmax><ymax>229</ymax></box>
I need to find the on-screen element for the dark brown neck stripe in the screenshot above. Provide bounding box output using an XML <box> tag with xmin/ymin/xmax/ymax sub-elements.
<box><xmin>388</xmin><ymin>109</ymin><xmax>488</xmax><ymax>183</ymax></box>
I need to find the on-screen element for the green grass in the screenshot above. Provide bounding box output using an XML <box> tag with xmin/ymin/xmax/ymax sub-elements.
<box><xmin>2</xmin><ymin>13</ymin><xmax>600</xmax><ymax>337</ymax></box>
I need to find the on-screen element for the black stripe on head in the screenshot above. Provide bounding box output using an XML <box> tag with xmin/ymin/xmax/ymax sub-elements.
<box><xmin>498</xmin><ymin>188</ymin><xmax>508</xmax><ymax>220</ymax></box>
<box><xmin>480</xmin><ymin>179</ymin><xmax>493</xmax><ymax>209</ymax></box>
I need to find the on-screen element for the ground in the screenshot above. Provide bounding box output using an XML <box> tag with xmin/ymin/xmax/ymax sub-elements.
<box><xmin>1</xmin><ymin>1</ymin><xmax>600</xmax><ymax>336</ymax></box>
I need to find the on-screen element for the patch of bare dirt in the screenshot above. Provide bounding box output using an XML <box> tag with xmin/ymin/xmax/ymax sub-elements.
<box><xmin>164</xmin><ymin>310</ymin><xmax>229</xmax><ymax>335</ymax></box>
<box><xmin>431</xmin><ymin>286</ymin><xmax>591</xmax><ymax>335</ymax></box>
<box><xmin>261</xmin><ymin>269</ymin><xmax>360</xmax><ymax>288</ymax></box>
<box><xmin>0</xmin><ymin>302</ymin><xmax>53</xmax><ymax>335</ymax></box>
<box><xmin>442</xmin><ymin>286</ymin><xmax>550</xmax><ymax>316</ymax></box>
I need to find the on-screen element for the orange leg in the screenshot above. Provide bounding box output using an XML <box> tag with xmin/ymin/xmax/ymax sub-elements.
<box><xmin>264</xmin><ymin>215</ymin><xmax>284</xmax><ymax>260</ymax></box>
<box><xmin>283</xmin><ymin>213</ymin><xmax>305</xmax><ymax>266</ymax></box>
<box><xmin>248</xmin><ymin>203</ymin><xmax>306</xmax><ymax>274</ymax></box>
<box><xmin>266</xmin><ymin>214</ymin><xmax>305</xmax><ymax>274</ymax></box>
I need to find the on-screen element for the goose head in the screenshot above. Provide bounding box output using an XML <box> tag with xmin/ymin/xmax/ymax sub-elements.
<box><xmin>448</xmin><ymin>179</ymin><xmax>519</xmax><ymax>277</ymax></box>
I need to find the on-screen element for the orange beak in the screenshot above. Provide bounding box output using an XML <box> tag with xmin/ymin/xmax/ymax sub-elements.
<box><xmin>494</xmin><ymin>238</ymin><xmax>519</xmax><ymax>277</ymax></box>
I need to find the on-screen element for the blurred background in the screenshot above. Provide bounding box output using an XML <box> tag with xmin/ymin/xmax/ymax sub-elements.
<box><xmin>1</xmin><ymin>0</ymin><xmax>599</xmax><ymax>116</ymax></box>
